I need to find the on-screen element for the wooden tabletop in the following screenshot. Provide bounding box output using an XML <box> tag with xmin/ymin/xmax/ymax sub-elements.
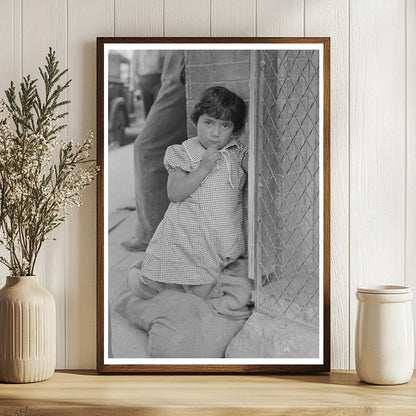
<box><xmin>0</xmin><ymin>370</ymin><xmax>415</xmax><ymax>415</ymax></box>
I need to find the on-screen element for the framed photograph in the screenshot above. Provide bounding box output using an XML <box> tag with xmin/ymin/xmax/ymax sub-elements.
<box><xmin>97</xmin><ymin>37</ymin><xmax>330</xmax><ymax>373</ymax></box>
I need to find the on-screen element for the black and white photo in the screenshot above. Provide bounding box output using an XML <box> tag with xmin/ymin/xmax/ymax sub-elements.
<box><xmin>97</xmin><ymin>38</ymin><xmax>330</xmax><ymax>373</ymax></box>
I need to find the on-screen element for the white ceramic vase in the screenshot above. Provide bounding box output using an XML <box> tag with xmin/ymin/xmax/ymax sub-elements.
<box><xmin>355</xmin><ymin>285</ymin><xmax>414</xmax><ymax>385</ymax></box>
<box><xmin>0</xmin><ymin>276</ymin><xmax>56</xmax><ymax>383</ymax></box>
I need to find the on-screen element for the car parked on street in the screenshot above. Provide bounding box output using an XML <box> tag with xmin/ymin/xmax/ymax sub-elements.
<box><xmin>108</xmin><ymin>51</ymin><xmax>138</xmax><ymax>146</ymax></box>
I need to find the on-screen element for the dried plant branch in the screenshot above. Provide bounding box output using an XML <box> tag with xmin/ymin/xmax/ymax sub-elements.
<box><xmin>0</xmin><ymin>48</ymin><xmax>97</xmax><ymax>276</ymax></box>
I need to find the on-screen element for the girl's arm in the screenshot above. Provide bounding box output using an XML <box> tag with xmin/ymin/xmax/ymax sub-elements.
<box><xmin>241</xmin><ymin>152</ymin><xmax>248</xmax><ymax>172</ymax></box>
<box><xmin>167</xmin><ymin>146</ymin><xmax>220</xmax><ymax>203</ymax></box>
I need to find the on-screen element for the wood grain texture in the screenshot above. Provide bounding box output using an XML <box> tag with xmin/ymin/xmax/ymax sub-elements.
<box><xmin>406</xmin><ymin>0</ymin><xmax>416</xmax><ymax>365</ymax></box>
<box><xmin>211</xmin><ymin>0</ymin><xmax>256</xmax><ymax>37</ymax></box>
<box><xmin>115</xmin><ymin>0</ymin><xmax>163</xmax><ymax>36</ymax></box>
<box><xmin>22</xmin><ymin>0</ymin><xmax>68</xmax><ymax>369</ymax></box>
<box><xmin>323</xmin><ymin>38</ymin><xmax>332</xmax><ymax>374</ymax></box>
<box><xmin>0</xmin><ymin>371</ymin><xmax>415</xmax><ymax>415</ymax></box>
<box><xmin>257</xmin><ymin>0</ymin><xmax>304</xmax><ymax>37</ymax></box>
<box><xmin>349</xmin><ymin>0</ymin><xmax>406</xmax><ymax>369</ymax></box>
<box><xmin>96</xmin><ymin>37</ymin><xmax>105</xmax><ymax>376</ymax></box>
<box><xmin>305</xmin><ymin>0</ymin><xmax>350</xmax><ymax>370</ymax></box>
<box><xmin>66</xmin><ymin>0</ymin><xmax>113</xmax><ymax>370</ymax></box>
<box><xmin>164</xmin><ymin>0</ymin><xmax>210</xmax><ymax>36</ymax></box>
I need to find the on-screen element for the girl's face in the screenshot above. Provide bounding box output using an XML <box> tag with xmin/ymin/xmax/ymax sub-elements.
<box><xmin>196</xmin><ymin>114</ymin><xmax>235</xmax><ymax>150</ymax></box>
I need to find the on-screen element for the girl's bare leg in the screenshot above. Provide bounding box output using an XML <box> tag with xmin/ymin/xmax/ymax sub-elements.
<box><xmin>189</xmin><ymin>283</ymin><xmax>215</xmax><ymax>299</ymax></box>
<box><xmin>128</xmin><ymin>267</ymin><xmax>165</xmax><ymax>299</ymax></box>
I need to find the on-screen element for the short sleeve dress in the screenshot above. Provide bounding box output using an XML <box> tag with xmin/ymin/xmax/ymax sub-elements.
<box><xmin>140</xmin><ymin>136</ymin><xmax>247</xmax><ymax>285</ymax></box>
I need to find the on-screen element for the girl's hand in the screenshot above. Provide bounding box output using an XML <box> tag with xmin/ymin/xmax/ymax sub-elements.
<box><xmin>167</xmin><ymin>146</ymin><xmax>220</xmax><ymax>202</ymax></box>
<box><xmin>200</xmin><ymin>146</ymin><xmax>220</xmax><ymax>173</ymax></box>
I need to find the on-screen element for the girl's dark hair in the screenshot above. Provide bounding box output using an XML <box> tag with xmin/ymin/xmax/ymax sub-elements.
<box><xmin>190</xmin><ymin>86</ymin><xmax>247</xmax><ymax>133</ymax></box>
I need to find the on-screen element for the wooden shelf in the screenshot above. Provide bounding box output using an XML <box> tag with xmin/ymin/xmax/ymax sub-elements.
<box><xmin>0</xmin><ymin>370</ymin><xmax>415</xmax><ymax>415</ymax></box>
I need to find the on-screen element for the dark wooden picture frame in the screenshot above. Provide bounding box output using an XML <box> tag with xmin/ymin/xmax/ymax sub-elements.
<box><xmin>97</xmin><ymin>37</ymin><xmax>330</xmax><ymax>373</ymax></box>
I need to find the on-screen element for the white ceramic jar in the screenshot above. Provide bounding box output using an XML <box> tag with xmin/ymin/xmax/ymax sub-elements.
<box><xmin>355</xmin><ymin>285</ymin><xmax>414</xmax><ymax>385</ymax></box>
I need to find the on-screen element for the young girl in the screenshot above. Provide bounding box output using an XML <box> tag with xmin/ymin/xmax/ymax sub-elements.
<box><xmin>128</xmin><ymin>86</ymin><xmax>248</xmax><ymax>300</ymax></box>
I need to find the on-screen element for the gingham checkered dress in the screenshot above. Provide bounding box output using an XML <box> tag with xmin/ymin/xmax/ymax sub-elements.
<box><xmin>140</xmin><ymin>136</ymin><xmax>247</xmax><ymax>285</ymax></box>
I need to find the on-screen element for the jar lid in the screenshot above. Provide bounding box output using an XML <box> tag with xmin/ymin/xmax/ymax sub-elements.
<box><xmin>357</xmin><ymin>285</ymin><xmax>411</xmax><ymax>294</ymax></box>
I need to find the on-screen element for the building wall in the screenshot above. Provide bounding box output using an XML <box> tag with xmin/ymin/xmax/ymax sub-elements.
<box><xmin>185</xmin><ymin>50</ymin><xmax>250</xmax><ymax>136</ymax></box>
<box><xmin>0</xmin><ymin>0</ymin><xmax>414</xmax><ymax>370</ymax></box>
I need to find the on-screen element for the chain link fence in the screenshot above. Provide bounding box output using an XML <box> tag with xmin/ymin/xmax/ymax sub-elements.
<box><xmin>252</xmin><ymin>50</ymin><xmax>320</xmax><ymax>328</ymax></box>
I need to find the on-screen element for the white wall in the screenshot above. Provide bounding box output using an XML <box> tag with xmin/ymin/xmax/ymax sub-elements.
<box><xmin>0</xmin><ymin>0</ymin><xmax>414</xmax><ymax>370</ymax></box>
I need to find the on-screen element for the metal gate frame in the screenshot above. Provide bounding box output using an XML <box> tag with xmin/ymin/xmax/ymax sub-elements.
<box><xmin>248</xmin><ymin>49</ymin><xmax>320</xmax><ymax>328</ymax></box>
